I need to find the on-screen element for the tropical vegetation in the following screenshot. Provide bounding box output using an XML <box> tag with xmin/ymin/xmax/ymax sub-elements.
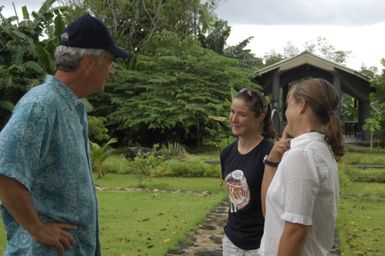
<box><xmin>338</xmin><ymin>147</ymin><xmax>385</xmax><ymax>255</ymax></box>
<box><xmin>1</xmin><ymin>1</ymin><xmax>385</xmax><ymax>253</ymax></box>
<box><xmin>3</xmin><ymin>0</ymin><xmax>385</xmax><ymax>149</ymax></box>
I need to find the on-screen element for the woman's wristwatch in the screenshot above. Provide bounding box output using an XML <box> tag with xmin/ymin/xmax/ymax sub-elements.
<box><xmin>263</xmin><ymin>155</ymin><xmax>280</xmax><ymax>168</ymax></box>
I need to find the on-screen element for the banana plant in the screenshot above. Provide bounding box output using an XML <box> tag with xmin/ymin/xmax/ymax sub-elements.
<box><xmin>90</xmin><ymin>138</ymin><xmax>118</xmax><ymax>178</ymax></box>
<box><xmin>0</xmin><ymin>0</ymin><xmax>67</xmax><ymax>128</ymax></box>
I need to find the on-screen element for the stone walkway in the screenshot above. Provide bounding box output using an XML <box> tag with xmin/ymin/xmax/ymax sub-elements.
<box><xmin>167</xmin><ymin>202</ymin><xmax>227</xmax><ymax>256</ymax></box>
<box><xmin>97</xmin><ymin>185</ymin><xmax>228</xmax><ymax>255</ymax></box>
<box><xmin>166</xmin><ymin>201</ymin><xmax>342</xmax><ymax>256</ymax></box>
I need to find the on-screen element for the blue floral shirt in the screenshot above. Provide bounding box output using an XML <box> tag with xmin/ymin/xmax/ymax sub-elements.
<box><xmin>0</xmin><ymin>75</ymin><xmax>100</xmax><ymax>255</ymax></box>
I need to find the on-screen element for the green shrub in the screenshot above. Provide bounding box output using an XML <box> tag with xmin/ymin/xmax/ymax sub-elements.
<box><xmin>216</xmin><ymin>136</ymin><xmax>237</xmax><ymax>152</ymax></box>
<box><xmin>344</xmin><ymin>165</ymin><xmax>385</xmax><ymax>183</ymax></box>
<box><xmin>342</xmin><ymin>152</ymin><xmax>385</xmax><ymax>165</ymax></box>
<box><xmin>152</xmin><ymin>159</ymin><xmax>220</xmax><ymax>177</ymax></box>
<box><xmin>103</xmin><ymin>151</ymin><xmax>221</xmax><ymax>178</ymax></box>
<box><xmin>154</xmin><ymin>142</ymin><xmax>188</xmax><ymax>158</ymax></box>
<box><xmin>130</xmin><ymin>153</ymin><xmax>164</xmax><ymax>187</ymax></box>
<box><xmin>103</xmin><ymin>154</ymin><xmax>131</xmax><ymax>174</ymax></box>
<box><xmin>338</xmin><ymin>164</ymin><xmax>352</xmax><ymax>194</ymax></box>
<box><xmin>88</xmin><ymin>116</ymin><xmax>110</xmax><ymax>143</ymax></box>
<box><xmin>345</xmin><ymin>144</ymin><xmax>385</xmax><ymax>154</ymax></box>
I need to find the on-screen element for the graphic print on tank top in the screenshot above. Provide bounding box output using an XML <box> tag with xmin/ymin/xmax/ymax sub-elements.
<box><xmin>225</xmin><ymin>169</ymin><xmax>250</xmax><ymax>212</ymax></box>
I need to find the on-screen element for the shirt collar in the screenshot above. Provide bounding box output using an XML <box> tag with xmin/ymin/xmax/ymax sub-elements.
<box><xmin>290</xmin><ymin>132</ymin><xmax>325</xmax><ymax>148</ymax></box>
<box><xmin>45</xmin><ymin>75</ymin><xmax>85</xmax><ymax>111</ymax></box>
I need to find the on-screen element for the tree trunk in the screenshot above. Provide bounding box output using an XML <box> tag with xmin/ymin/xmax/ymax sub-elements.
<box><xmin>370</xmin><ymin>132</ymin><xmax>373</xmax><ymax>152</ymax></box>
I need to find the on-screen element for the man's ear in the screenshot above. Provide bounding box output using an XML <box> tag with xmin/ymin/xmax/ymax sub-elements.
<box><xmin>80</xmin><ymin>54</ymin><xmax>94</xmax><ymax>73</ymax></box>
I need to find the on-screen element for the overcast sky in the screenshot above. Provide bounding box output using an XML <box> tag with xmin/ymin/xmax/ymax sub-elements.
<box><xmin>1</xmin><ymin>0</ymin><xmax>43</xmax><ymax>17</ymax></box>
<box><xmin>215</xmin><ymin>0</ymin><xmax>385</xmax><ymax>70</ymax></box>
<box><xmin>215</xmin><ymin>0</ymin><xmax>385</xmax><ymax>26</ymax></box>
<box><xmin>2</xmin><ymin>0</ymin><xmax>385</xmax><ymax>70</ymax></box>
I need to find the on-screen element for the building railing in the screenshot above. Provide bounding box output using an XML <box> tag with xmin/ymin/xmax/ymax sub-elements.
<box><xmin>344</xmin><ymin>121</ymin><xmax>359</xmax><ymax>137</ymax></box>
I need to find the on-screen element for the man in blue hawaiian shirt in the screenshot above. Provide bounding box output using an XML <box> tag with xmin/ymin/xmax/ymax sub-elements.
<box><xmin>0</xmin><ymin>13</ymin><xmax>130</xmax><ymax>255</ymax></box>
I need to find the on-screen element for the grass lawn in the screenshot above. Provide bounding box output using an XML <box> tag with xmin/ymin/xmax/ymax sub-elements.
<box><xmin>0</xmin><ymin>221</ymin><xmax>4</xmax><ymax>252</ymax></box>
<box><xmin>338</xmin><ymin>184</ymin><xmax>385</xmax><ymax>255</ymax></box>
<box><xmin>0</xmin><ymin>175</ymin><xmax>226</xmax><ymax>255</ymax></box>
<box><xmin>337</xmin><ymin>150</ymin><xmax>385</xmax><ymax>255</ymax></box>
<box><xmin>95</xmin><ymin>173</ymin><xmax>224</xmax><ymax>194</ymax></box>
<box><xmin>2</xmin><ymin>149</ymin><xmax>384</xmax><ymax>254</ymax></box>
<box><xmin>98</xmin><ymin>190</ymin><xmax>224</xmax><ymax>255</ymax></box>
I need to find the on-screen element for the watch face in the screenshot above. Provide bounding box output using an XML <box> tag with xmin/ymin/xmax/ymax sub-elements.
<box><xmin>263</xmin><ymin>155</ymin><xmax>279</xmax><ymax>167</ymax></box>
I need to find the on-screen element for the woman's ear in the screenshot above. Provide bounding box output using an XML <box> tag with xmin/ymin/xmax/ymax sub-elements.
<box><xmin>299</xmin><ymin>99</ymin><xmax>307</xmax><ymax>114</ymax></box>
<box><xmin>257</xmin><ymin>112</ymin><xmax>266</xmax><ymax>124</ymax></box>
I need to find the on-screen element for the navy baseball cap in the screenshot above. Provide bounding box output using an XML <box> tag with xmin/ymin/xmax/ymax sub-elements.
<box><xmin>60</xmin><ymin>13</ymin><xmax>131</xmax><ymax>58</ymax></box>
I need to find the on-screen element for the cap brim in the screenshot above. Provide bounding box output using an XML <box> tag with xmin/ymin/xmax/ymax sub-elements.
<box><xmin>108</xmin><ymin>47</ymin><xmax>132</xmax><ymax>58</ymax></box>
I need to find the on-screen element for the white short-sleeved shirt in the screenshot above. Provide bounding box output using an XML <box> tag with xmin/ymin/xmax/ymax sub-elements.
<box><xmin>259</xmin><ymin>132</ymin><xmax>339</xmax><ymax>256</ymax></box>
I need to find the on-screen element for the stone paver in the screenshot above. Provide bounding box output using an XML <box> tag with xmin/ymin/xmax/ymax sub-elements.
<box><xmin>167</xmin><ymin>202</ymin><xmax>227</xmax><ymax>256</ymax></box>
<box><xmin>166</xmin><ymin>201</ymin><xmax>342</xmax><ymax>256</ymax></box>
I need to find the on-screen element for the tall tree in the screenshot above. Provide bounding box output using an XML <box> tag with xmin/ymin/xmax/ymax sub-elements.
<box><xmin>263</xmin><ymin>50</ymin><xmax>286</xmax><ymax>66</ymax></box>
<box><xmin>369</xmin><ymin>58</ymin><xmax>385</xmax><ymax>145</ymax></box>
<box><xmin>199</xmin><ymin>19</ymin><xmax>230</xmax><ymax>54</ymax></box>
<box><xmin>90</xmin><ymin>31</ymin><xmax>256</xmax><ymax>146</ymax></box>
<box><xmin>304</xmin><ymin>37</ymin><xmax>351</xmax><ymax>64</ymax></box>
<box><xmin>340</xmin><ymin>93</ymin><xmax>358</xmax><ymax>121</ymax></box>
<box><xmin>59</xmin><ymin>0</ymin><xmax>222</xmax><ymax>60</ymax></box>
<box><xmin>224</xmin><ymin>37</ymin><xmax>264</xmax><ymax>69</ymax></box>
<box><xmin>262</xmin><ymin>37</ymin><xmax>351</xmax><ymax>66</ymax></box>
<box><xmin>283</xmin><ymin>41</ymin><xmax>300</xmax><ymax>58</ymax></box>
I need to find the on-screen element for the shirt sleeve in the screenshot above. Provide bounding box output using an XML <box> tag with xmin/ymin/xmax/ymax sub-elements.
<box><xmin>0</xmin><ymin>99</ymin><xmax>50</xmax><ymax>191</ymax></box>
<box><xmin>280</xmin><ymin>149</ymin><xmax>321</xmax><ymax>226</ymax></box>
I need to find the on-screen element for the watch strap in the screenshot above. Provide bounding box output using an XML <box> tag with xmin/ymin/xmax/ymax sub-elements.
<box><xmin>263</xmin><ymin>155</ymin><xmax>280</xmax><ymax>168</ymax></box>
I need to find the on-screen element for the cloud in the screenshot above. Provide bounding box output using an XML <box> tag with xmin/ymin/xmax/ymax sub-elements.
<box><xmin>225</xmin><ymin>23</ymin><xmax>385</xmax><ymax>69</ymax></box>
<box><xmin>215</xmin><ymin>0</ymin><xmax>385</xmax><ymax>26</ymax></box>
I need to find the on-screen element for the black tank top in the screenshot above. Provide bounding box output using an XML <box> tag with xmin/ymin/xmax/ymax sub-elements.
<box><xmin>220</xmin><ymin>138</ymin><xmax>273</xmax><ymax>250</ymax></box>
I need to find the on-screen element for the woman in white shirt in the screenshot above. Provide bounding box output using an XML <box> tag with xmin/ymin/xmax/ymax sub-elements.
<box><xmin>259</xmin><ymin>78</ymin><xmax>345</xmax><ymax>256</ymax></box>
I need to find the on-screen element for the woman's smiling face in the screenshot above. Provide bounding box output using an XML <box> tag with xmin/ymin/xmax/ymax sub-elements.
<box><xmin>229</xmin><ymin>98</ymin><xmax>261</xmax><ymax>137</ymax></box>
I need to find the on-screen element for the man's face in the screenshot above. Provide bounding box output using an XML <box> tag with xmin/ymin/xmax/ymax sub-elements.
<box><xmin>89</xmin><ymin>51</ymin><xmax>115</xmax><ymax>93</ymax></box>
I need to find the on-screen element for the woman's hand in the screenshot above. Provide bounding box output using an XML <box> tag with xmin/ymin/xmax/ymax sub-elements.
<box><xmin>268</xmin><ymin>127</ymin><xmax>291</xmax><ymax>163</ymax></box>
<box><xmin>261</xmin><ymin>126</ymin><xmax>291</xmax><ymax>216</ymax></box>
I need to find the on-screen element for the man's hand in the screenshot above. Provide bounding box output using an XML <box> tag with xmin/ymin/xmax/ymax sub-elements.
<box><xmin>0</xmin><ymin>175</ymin><xmax>76</xmax><ymax>255</ymax></box>
<box><xmin>31</xmin><ymin>222</ymin><xmax>77</xmax><ymax>255</ymax></box>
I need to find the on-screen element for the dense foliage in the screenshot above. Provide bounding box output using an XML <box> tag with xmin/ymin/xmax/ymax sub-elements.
<box><xmin>91</xmin><ymin>31</ymin><xmax>255</xmax><ymax>146</ymax></box>
<box><xmin>0</xmin><ymin>1</ymin><xmax>67</xmax><ymax>127</ymax></box>
<box><xmin>1</xmin><ymin>0</ymin><xmax>385</xmax><ymax>148</ymax></box>
<box><xmin>368</xmin><ymin>59</ymin><xmax>385</xmax><ymax>146</ymax></box>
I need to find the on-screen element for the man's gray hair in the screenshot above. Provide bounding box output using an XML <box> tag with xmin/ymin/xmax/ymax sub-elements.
<box><xmin>55</xmin><ymin>46</ymin><xmax>104</xmax><ymax>71</ymax></box>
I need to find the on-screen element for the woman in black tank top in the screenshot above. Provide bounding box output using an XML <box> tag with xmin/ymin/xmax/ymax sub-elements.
<box><xmin>220</xmin><ymin>88</ymin><xmax>275</xmax><ymax>255</ymax></box>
